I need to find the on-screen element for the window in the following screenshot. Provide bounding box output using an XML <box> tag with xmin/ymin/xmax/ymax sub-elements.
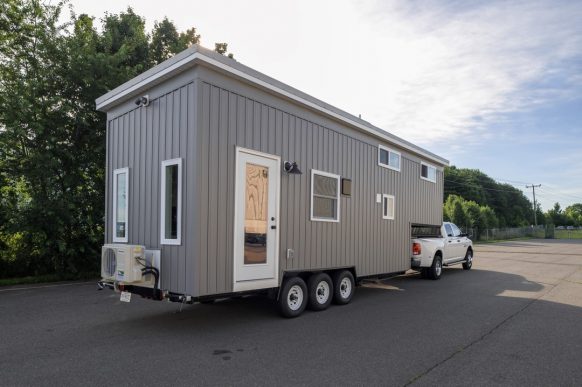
<box><xmin>311</xmin><ymin>169</ymin><xmax>340</xmax><ymax>222</ymax></box>
<box><xmin>113</xmin><ymin>167</ymin><xmax>129</xmax><ymax>243</ymax></box>
<box><xmin>445</xmin><ymin>223</ymin><xmax>453</xmax><ymax>237</ymax></box>
<box><xmin>451</xmin><ymin>223</ymin><xmax>461</xmax><ymax>237</ymax></box>
<box><xmin>161</xmin><ymin>158</ymin><xmax>182</xmax><ymax>245</ymax></box>
<box><xmin>378</xmin><ymin>145</ymin><xmax>401</xmax><ymax>171</ymax></box>
<box><xmin>382</xmin><ymin>194</ymin><xmax>395</xmax><ymax>220</ymax></box>
<box><xmin>421</xmin><ymin>162</ymin><xmax>437</xmax><ymax>183</ymax></box>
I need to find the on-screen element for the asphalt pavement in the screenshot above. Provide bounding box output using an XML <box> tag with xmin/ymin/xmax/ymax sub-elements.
<box><xmin>1</xmin><ymin>239</ymin><xmax>581</xmax><ymax>386</ymax></box>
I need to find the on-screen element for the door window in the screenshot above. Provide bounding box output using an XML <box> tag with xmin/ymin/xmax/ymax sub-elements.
<box><xmin>451</xmin><ymin>224</ymin><xmax>461</xmax><ymax>237</ymax></box>
<box><xmin>445</xmin><ymin>224</ymin><xmax>453</xmax><ymax>237</ymax></box>
<box><xmin>244</xmin><ymin>163</ymin><xmax>269</xmax><ymax>265</ymax></box>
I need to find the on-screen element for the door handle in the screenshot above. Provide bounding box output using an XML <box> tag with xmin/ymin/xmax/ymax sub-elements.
<box><xmin>271</xmin><ymin>225</ymin><xmax>277</xmax><ymax>230</ymax></box>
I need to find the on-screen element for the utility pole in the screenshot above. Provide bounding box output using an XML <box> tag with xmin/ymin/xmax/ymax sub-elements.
<box><xmin>526</xmin><ymin>184</ymin><xmax>541</xmax><ymax>226</ymax></box>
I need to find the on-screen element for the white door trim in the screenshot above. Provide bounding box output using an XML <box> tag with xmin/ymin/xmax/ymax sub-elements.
<box><xmin>233</xmin><ymin>147</ymin><xmax>280</xmax><ymax>292</ymax></box>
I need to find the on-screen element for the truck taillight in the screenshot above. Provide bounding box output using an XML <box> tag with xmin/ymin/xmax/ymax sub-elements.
<box><xmin>412</xmin><ymin>243</ymin><xmax>421</xmax><ymax>256</ymax></box>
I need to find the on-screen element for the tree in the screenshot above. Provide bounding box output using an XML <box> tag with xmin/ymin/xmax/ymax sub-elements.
<box><xmin>149</xmin><ymin>17</ymin><xmax>200</xmax><ymax>65</ymax></box>
<box><xmin>215</xmin><ymin>42</ymin><xmax>234</xmax><ymax>58</ymax></box>
<box><xmin>546</xmin><ymin>202</ymin><xmax>566</xmax><ymax>226</ymax></box>
<box><xmin>0</xmin><ymin>1</ymin><xmax>224</xmax><ymax>279</ymax></box>
<box><xmin>564</xmin><ymin>204</ymin><xmax>582</xmax><ymax>226</ymax></box>
<box><xmin>445</xmin><ymin>166</ymin><xmax>533</xmax><ymax>227</ymax></box>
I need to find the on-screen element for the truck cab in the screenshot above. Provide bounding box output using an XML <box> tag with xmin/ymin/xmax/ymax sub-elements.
<box><xmin>411</xmin><ymin>222</ymin><xmax>474</xmax><ymax>279</ymax></box>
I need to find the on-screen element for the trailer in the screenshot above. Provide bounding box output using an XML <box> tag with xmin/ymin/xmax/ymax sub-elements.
<box><xmin>96</xmin><ymin>45</ymin><xmax>449</xmax><ymax>317</ymax></box>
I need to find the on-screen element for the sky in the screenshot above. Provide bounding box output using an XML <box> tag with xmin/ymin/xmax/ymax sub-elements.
<box><xmin>69</xmin><ymin>0</ymin><xmax>582</xmax><ymax>211</ymax></box>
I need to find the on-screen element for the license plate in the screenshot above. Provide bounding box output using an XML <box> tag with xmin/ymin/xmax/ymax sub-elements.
<box><xmin>120</xmin><ymin>291</ymin><xmax>132</xmax><ymax>303</ymax></box>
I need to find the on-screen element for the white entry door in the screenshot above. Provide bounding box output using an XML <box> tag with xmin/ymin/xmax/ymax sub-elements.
<box><xmin>233</xmin><ymin>148</ymin><xmax>280</xmax><ymax>292</ymax></box>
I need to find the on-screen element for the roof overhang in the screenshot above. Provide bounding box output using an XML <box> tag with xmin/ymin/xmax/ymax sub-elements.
<box><xmin>96</xmin><ymin>45</ymin><xmax>449</xmax><ymax>166</ymax></box>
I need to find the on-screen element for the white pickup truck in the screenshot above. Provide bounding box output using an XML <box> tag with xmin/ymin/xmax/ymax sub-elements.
<box><xmin>410</xmin><ymin>222</ymin><xmax>474</xmax><ymax>280</ymax></box>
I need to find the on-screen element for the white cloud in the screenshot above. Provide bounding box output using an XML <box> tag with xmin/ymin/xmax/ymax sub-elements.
<box><xmin>70</xmin><ymin>0</ymin><xmax>581</xmax><ymax>148</ymax></box>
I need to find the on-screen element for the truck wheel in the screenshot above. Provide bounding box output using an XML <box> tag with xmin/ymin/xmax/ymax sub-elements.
<box><xmin>429</xmin><ymin>254</ymin><xmax>442</xmax><ymax>280</ymax></box>
<box><xmin>279</xmin><ymin>277</ymin><xmax>308</xmax><ymax>318</ymax></box>
<box><xmin>463</xmin><ymin>249</ymin><xmax>473</xmax><ymax>270</ymax></box>
<box><xmin>420</xmin><ymin>268</ymin><xmax>428</xmax><ymax>279</ymax></box>
<box><xmin>307</xmin><ymin>273</ymin><xmax>333</xmax><ymax>311</ymax></box>
<box><xmin>332</xmin><ymin>270</ymin><xmax>355</xmax><ymax>305</ymax></box>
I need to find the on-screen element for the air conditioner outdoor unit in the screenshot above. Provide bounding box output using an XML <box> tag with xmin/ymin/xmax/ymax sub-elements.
<box><xmin>101</xmin><ymin>244</ymin><xmax>146</xmax><ymax>283</ymax></box>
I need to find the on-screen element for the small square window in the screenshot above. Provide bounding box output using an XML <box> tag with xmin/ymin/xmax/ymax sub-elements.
<box><xmin>311</xmin><ymin>170</ymin><xmax>340</xmax><ymax>222</ymax></box>
<box><xmin>378</xmin><ymin>145</ymin><xmax>401</xmax><ymax>171</ymax></box>
<box><xmin>421</xmin><ymin>162</ymin><xmax>437</xmax><ymax>183</ymax></box>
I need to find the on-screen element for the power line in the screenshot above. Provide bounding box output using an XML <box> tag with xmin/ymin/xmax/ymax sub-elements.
<box><xmin>444</xmin><ymin>178</ymin><xmax>524</xmax><ymax>193</ymax></box>
<box><xmin>537</xmin><ymin>186</ymin><xmax>582</xmax><ymax>202</ymax></box>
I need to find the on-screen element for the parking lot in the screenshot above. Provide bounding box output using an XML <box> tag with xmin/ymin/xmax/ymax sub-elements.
<box><xmin>1</xmin><ymin>239</ymin><xmax>581</xmax><ymax>386</ymax></box>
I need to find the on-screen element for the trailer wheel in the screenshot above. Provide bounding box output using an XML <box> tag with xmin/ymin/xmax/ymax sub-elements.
<box><xmin>428</xmin><ymin>254</ymin><xmax>442</xmax><ymax>280</ymax></box>
<box><xmin>307</xmin><ymin>273</ymin><xmax>333</xmax><ymax>311</ymax></box>
<box><xmin>279</xmin><ymin>277</ymin><xmax>308</xmax><ymax>318</ymax></box>
<box><xmin>332</xmin><ymin>270</ymin><xmax>355</xmax><ymax>305</ymax></box>
<box><xmin>462</xmin><ymin>249</ymin><xmax>473</xmax><ymax>270</ymax></box>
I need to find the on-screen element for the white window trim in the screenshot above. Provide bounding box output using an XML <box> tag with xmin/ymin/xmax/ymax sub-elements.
<box><xmin>160</xmin><ymin>158</ymin><xmax>183</xmax><ymax>245</ymax></box>
<box><xmin>378</xmin><ymin>145</ymin><xmax>401</xmax><ymax>172</ymax></box>
<box><xmin>420</xmin><ymin>162</ymin><xmax>437</xmax><ymax>183</ymax></box>
<box><xmin>112</xmin><ymin>167</ymin><xmax>129</xmax><ymax>243</ymax></box>
<box><xmin>382</xmin><ymin>194</ymin><xmax>395</xmax><ymax>220</ymax></box>
<box><xmin>310</xmin><ymin>169</ymin><xmax>341</xmax><ymax>223</ymax></box>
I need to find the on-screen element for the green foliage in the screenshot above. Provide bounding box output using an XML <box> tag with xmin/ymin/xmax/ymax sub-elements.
<box><xmin>0</xmin><ymin>1</ymin><xmax>223</xmax><ymax>280</ymax></box>
<box><xmin>443</xmin><ymin>194</ymin><xmax>498</xmax><ymax>231</ymax></box>
<box><xmin>445</xmin><ymin>166</ymin><xmax>534</xmax><ymax>227</ymax></box>
<box><xmin>214</xmin><ymin>42</ymin><xmax>234</xmax><ymax>58</ymax></box>
<box><xmin>149</xmin><ymin>17</ymin><xmax>200</xmax><ymax>65</ymax></box>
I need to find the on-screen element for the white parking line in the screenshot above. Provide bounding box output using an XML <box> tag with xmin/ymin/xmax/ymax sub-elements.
<box><xmin>0</xmin><ymin>281</ymin><xmax>96</xmax><ymax>293</ymax></box>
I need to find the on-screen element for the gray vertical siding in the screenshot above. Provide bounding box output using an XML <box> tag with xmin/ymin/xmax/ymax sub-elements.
<box><xmin>104</xmin><ymin>67</ymin><xmax>443</xmax><ymax>297</ymax></box>
<box><xmin>192</xmin><ymin>75</ymin><xmax>443</xmax><ymax>296</ymax></box>
<box><xmin>105</xmin><ymin>82</ymin><xmax>197</xmax><ymax>295</ymax></box>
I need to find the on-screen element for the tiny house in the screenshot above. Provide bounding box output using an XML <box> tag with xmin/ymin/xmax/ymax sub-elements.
<box><xmin>96</xmin><ymin>45</ymin><xmax>449</xmax><ymax>317</ymax></box>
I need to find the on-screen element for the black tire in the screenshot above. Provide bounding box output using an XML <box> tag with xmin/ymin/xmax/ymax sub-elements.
<box><xmin>332</xmin><ymin>270</ymin><xmax>355</xmax><ymax>305</ymax></box>
<box><xmin>463</xmin><ymin>249</ymin><xmax>473</xmax><ymax>270</ymax></box>
<box><xmin>278</xmin><ymin>277</ymin><xmax>308</xmax><ymax>318</ymax></box>
<box><xmin>307</xmin><ymin>273</ymin><xmax>334</xmax><ymax>311</ymax></box>
<box><xmin>420</xmin><ymin>268</ymin><xmax>428</xmax><ymax>279</ymax></box>
<box><xmin>428</xmin><ymin>254</ymin><xmax>442</xmax><ymax>280</ymax></box>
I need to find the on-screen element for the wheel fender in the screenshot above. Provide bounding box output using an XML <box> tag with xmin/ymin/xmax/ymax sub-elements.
<box><xmin>421</xmin><ymin>247</ymin><xmax>441</xmax><ymax>267</ymax></box>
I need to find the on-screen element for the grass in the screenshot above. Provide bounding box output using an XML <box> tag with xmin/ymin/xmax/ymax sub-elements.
<box><xmin>474</xmin><ymin>236</ymin><xmax>536</xmax><ymax>245</ymax></box>
<box><xmin>554</xmin><ymin>229</ymin><xmax>582</xmax><ymax>239</ymax></box>
<box><xmin>0</xmin><ymin>272</ymin><xmax>98</xmax><ymax>287</ymax></box>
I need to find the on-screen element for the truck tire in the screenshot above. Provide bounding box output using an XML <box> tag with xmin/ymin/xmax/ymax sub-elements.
<box><xmin>279</xmin><ymin>277</ymin><xmax>308</xmax><ymax>318</ymax></box>
<box><xmin>420</xmin><ymin>268</ymin><xmax>428</xmax><ymax>279</ymax></box>
<box><xmin>463</xmin><ymin>249</ymin><xmax>473</xmax><ymax>270</ymax></box>
<box><xmin>428</xmin><ymin>254</ymin><xmax>442</xmax><ymax>280</ymax></box>
<box><xmin>307</xmin><ymin>273</ymin><xmax>333</xmax><ymax>311</ymax></box>
<box><xmin>332</xmin><ymin>270</ymin><xmax>355</xmax><ymax>305</ymax></box>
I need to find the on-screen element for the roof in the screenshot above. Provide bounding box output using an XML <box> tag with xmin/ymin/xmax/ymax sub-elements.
<box><xmin>96</xmin><ymin>45</ymin><xmax>449</xmax><ymax>166</ymax></box>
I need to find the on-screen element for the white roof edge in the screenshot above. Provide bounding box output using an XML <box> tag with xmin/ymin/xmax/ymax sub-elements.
<box><xmin>96</xmin><ymin>46</ymin><xmax>449</xmax><ymax>166</ymax></box>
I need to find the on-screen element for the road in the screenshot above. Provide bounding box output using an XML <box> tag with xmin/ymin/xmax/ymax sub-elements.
<box><xmin>1</xmin><ymin>239</ymin><xmax>582</xmax><ymax>386</ymax></box>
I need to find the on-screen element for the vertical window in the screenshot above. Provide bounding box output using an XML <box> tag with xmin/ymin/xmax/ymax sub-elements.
<box><xmin>382</xmin><ymin>194</ymin><xmax>395</xmax><ymax>220</ymax></box>
<box><xmin>113</xmin><ymin>167</ymin><xmax>129</xmax><ymax>243</ymax></box>
<box><xmin>378</xmin><ymin>145</ymin><xmax>401</xmax><ymax>171</ymax></box>
<box><xmin>311</xmin><ymin>169</ymin><xmax>340</xmax><ymax>222</ymax></box>
<box><xmin>161</xmin><ymin>158</ymin><xmax>182</xmax><ymax>245</ymax></box>
<box><xmin>445</xmin><ymin>223</ymin><xmax>454</xmax><ymax>237</ymax></box>
<box><xmin>421</xmin><ymin>162</ymin><xmax>437</xmax><ymax>183</ymax></box>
